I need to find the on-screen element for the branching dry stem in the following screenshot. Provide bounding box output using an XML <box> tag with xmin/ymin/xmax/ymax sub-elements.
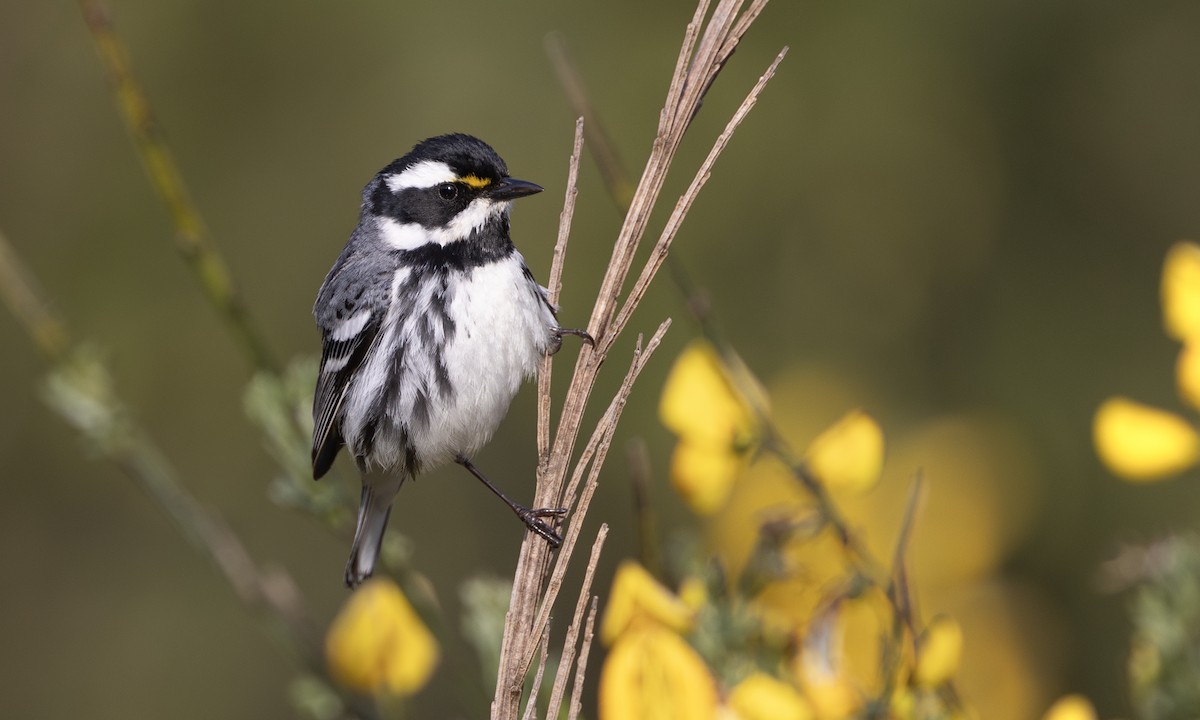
<box><xmin>542</xmin><ymin>524</ymin><xmax>608</xmax><ymax>720</ymax></box>
<box><xmin>491</xmin><ymin>1</ymin><xmax>783</xmax><ymax>717</ymax></box>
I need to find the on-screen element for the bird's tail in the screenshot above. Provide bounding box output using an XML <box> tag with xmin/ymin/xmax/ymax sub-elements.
<box><xmin>345</xmin><ymin>474</ymin><xmax>405</xmax><ymax>588</ymax></box>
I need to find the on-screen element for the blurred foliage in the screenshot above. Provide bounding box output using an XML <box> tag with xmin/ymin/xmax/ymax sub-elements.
<box><xmin>1118</xmin><ymin>536</ymin><xmax>1200</xmax><ymax>720</ymax></box>
<box><xmin>244</xmin><ymin>357</ymin><xmax>347</xmax><ymax>518</ymax></box>
<box><xmin>5</xmin><ymin>0</ymin><xmax>1200</xmax><ymax>719</ymax></box>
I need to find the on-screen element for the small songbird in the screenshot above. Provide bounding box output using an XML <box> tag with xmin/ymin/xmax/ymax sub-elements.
<box><xmin>311</xmin><ymin>134</ymin><xmax>588</xmax><ymax>587</ymax></box>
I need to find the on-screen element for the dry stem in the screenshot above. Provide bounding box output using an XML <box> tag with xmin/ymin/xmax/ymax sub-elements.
<box><xmin>567</xmin><ymin>598</ymin><xmax>599</xmax><ymax>720</ymax></box>
<box><xmin>541</xmin><ymin>524</ymin><xmax>609</xmax><ymax>720</ymax></box>
<box><xmin>491</xmin><ymin>1</ymin><xmax>783</xmax><ymax>717</ymax></box>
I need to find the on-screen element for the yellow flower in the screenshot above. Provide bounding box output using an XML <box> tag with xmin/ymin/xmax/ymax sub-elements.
<box><xmin>660</xmin><ymin>341</ymin><xmax>763</xmax><ymax>514</ymax></box>
<box><xmin>914</xmin><ymin>615</ymin><xmax>963</xmax><ymax>687</ymax></box>
<box><xmin>599</xmin><ymin>625</ymin><xmax>718</xmax><ymax>720</ymax></box>
<box><xmin>1178</xmin><ymin>343</ymin><xmax>1200</xmax><ymax>409</ymax></box>
<box><xmin>671</xmin><ymin>440</ymin><xmax>746</xmax><ymax>514</ymax></box>
<box><xmin>324</xmin><ymin>578</ymin><xmax>439</xmax><ymax>696</ymax></box>
<box><xmin>1041</xmin><ymin>695</ymin><xmax>1097</xmax><ymax>720</ymax></box>
<box><xmin>790</xmin><ymin>593</ymin><xmax>895</xmax><ymax>718</ymax></box>
<box><xmin>728</xmin><ymin>672</ymin><xmax>813</xmax><ymax>720</ymax></box>
<box><xmin>1162</xmin><ymin>241</ymin><xmax>1200</xmax><ymax>341</ymax></box>
<box><xmin>797</xmin><ymin>674</ymin><xmax>859</xmax><ymax>720</ymax></box>
<box><xmin>660</xmin><ymin>340</ymin><xmax>771</xmax><ymax>515</ymax></box>
<box><xmin>601</xmin><ymin>560</ymin><xmax>695</xmax><ymax>645</ymax></box>
<box><xmin>805</xmin><ymin>410</ymin><xmax>885</xmax><ymax>493</ymax></box>
<box><xmin>1094</xmin><ymin>397</ymin><xmax>1200</xmax><ymax>481</ymax></box>
<box><xmin>660</xmin><ymin>340</ymin><xmax>758</xmax><ymax>445</ymax></box>
<box><xmin>679</xmin><ymin>576</ymin><xmax>708</xmax><ymax>613</ymax></box>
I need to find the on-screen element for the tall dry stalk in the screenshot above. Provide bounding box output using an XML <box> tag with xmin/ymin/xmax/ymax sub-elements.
<box><xmin>492</xmin><ymin>1</ymin><xmax>786</xmax><ymax>717</ymax></box>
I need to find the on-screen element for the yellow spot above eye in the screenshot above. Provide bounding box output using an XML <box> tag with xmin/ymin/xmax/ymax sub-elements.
<box><xmin>459</xmin><ymin>174</ymin><xmax>492</xmax><ymax>189</ymax></box>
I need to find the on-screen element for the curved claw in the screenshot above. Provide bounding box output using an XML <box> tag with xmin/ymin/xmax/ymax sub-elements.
<box><xmin>549</xmin><ymin>327</ymin><xmax>594</xmax><ymax>356</ymax></box>
<box><xmin>558</xmin><ymin>327</ymin><xmax>595</xmax><ymax>347</ymax></box>
<box><xmin>517</xmin><ymin>505</ymin><xmax>566</xmax><ymax>548</ymax></box>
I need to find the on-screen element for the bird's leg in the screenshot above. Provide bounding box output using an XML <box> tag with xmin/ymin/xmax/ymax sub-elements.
<box><xmin>456</xmin><ymin>457</ymin><xmax>566</xmax><ymax>548</ymax></box>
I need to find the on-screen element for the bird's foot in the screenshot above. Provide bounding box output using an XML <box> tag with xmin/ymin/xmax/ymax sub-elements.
<box><xmin>515</xmin><ymin>504</ymin><xmax>567</xmax><ymax>548</ymax></box>
<box><xmin>558</xmin><ymin>327</ymin><xmax>595</xmax><ymax>346</ymax></box>
<box><xmin>549</xmin><ymin>327</ymin><xmax>594</xmax><ymax>356</ymax></box>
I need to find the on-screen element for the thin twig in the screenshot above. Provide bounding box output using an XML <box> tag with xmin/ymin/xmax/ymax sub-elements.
<box><xmin>606</xmin><ymin>47</ymin><xmax>788</xmax><ymax>352</ymax></box>
<box><xmin>873</xmin><ymin>471</ymin><xmax>926</xmax><ymax>714</ymax></box>
<box><xmin>545</xmin><ymin>525</ymin><xmax>610</xmax><ymax>720</ymax></box>
<box><xmin>567</xmin><ymin>598</ymin><xmax>599</xmax><ymax>720</ymax></box>
<box><xmin>538</xmin><ymin>119</ymin><xmax>585</xmax><ymax>463</ymax></box>
<box><xmin>520</xmin><ymin>622</ymin><xmax>554</xmax><ymax>720</ymax></box>
<box><xmin>545</xmin><ymin>36</ymin><xmax>634</xmax><ymax>208</ymax></box>
<box><xmin>628</xmin><ymin>438</ymin><xmax>663</xmax><ymax>578</ymax></box>
<box><xmin>0</xmin><ymin>228</ymin><xmax>69</xmax><ymax>362</ymax></box>
<box><xmin>889</xmin><ymin>470</ymin><xmax>925</xmax><ymax>629</ymax></box>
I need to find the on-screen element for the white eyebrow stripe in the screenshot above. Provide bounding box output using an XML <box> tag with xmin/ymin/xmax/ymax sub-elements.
<box><xmin>385</xmin><ymin>160</ymin><xmax>456</xmax><ymax>191</ymax></box>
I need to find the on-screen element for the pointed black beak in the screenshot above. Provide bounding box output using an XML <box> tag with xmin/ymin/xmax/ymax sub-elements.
<box><xmin>488</xmin><ymin>177</ymin><xmax>544</xmax><ymax>201</ymax></box>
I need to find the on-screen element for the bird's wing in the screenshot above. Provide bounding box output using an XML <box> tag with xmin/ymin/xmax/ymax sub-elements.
<box><xmin>311</xmin><ymin>309</ymin><xmax>383</xmax><ymax>479</ymax></box>
<box><xmin>521</xmin><ymin>262</ymin><xmax>560</xmax><ymax>316</ymax></box>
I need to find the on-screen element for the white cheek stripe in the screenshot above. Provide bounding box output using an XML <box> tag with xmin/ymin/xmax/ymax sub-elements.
<box><xmin>385</xmin><ymin>160</ymin><xmax>456</xmax><ymax>191</ymax></box>
<box><xmin>378</xmin><ymin>217</ymin><xmax>427</xmax><ymax>250</ymax></box>
<box><xmin>377</xmin><ymin>201</ymin><xmax>506</xmax><ymax>250</ymax></box>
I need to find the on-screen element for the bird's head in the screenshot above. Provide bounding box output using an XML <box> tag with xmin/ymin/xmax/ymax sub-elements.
<box><xmin>365</xmin><ymin>134</ymin><xmax>542</xmax><ymax>251</ymax></box>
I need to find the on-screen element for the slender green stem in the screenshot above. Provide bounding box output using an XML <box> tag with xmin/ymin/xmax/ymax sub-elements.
<box><xmin>0</xmin><ymin>225</ymin><xmax>375</xmax><ymax>719</ymax></box>
<box><xmin>0</xmin><ymin>227</ymin><xmax>69</xmax><ymax>363</ymax></box>
<box><xmin>77</xmin><ymin>0</ymin><xmax>278</xmax><ymax>374</ymax></box>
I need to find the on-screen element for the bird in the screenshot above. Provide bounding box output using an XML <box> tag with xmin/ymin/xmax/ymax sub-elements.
<box><xmin>311</xmin><ymin>133</ymin><xmax>590</xmax><ymax>588</ymax></box>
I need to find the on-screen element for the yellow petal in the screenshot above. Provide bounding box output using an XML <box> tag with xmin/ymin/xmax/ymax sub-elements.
<box><xmin>678</xmin><ymin>576</ymin><xmax>708</xmax><ymax>614</ymax></box>
<box><xmin>324</xmin><ymin>578</ymin><xmax>439</xmax><ymax>696</ymax></box>
<box><xmin>1094</xmin><ymin>397</ymin><xmax>1200</xmax><ymax>481</ymax></box>
<box><xmin>1162</xmin><ymin>241</ymin><xmax>1200</xmax><ymax>341</ymax></box>
<box><xmin>914</xmin><ymin>615</ymin><xmax>964</xmax><ymax>687</ymax></box>
<box><xmin>1178</xmin><ymin>344</ymin><xmax>1200</xmax><ymax>409</ymax></box>
<box><xmin>599</xmin><ymin>626</ymin><xmax>718</xmax><ymax>720</ymax></box>
<box><xmin>600</xmin><ymin>560</ymin><xmax>695</xmax><ymax>645</ymax></box>
<box><xmin>797</xmin><ymin>674</ymin><xmax>859</xmax><ymax>719</ymax></box>
<box><xmin>660</xmin><ymin>340</ymin><xmax>758</xmax><ymax>448</ymax></box>
<box><xmin>728</xmin><ymin>672</ymin><xmax>813</xmax><ymax>720</ymax></box>
<box><xmin>805</xmin><ymin>410</ymin><xmax>885</xmax><ymax>492</ymax></box>
<box><xmin>671</xmin><ymin>441</ymin><xmax>743</xmax><ymax>515</ymax></box>
<box><xmin>1041</xmin><ymin>695</ymin><xmax>1097</xmax><ymax>720</ymax></box>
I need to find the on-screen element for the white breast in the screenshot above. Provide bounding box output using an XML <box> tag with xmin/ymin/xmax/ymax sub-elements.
<box><xmin>410</xmin><ymin>253</ymin><xmax>557</xmax><ymax>467</ymax></box>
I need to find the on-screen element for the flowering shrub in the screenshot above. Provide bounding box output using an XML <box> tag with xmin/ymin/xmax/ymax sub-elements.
<box><xmin>599</xmin><ymin>339</ymin><xmax>975</xmax><ymax>719</ymax></box>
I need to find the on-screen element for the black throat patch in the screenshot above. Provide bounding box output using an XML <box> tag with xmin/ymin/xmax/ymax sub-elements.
<box><xmin>393</xmin><ymin>217</ymin><xmax>515</xmax><ymax>271</ymax></box>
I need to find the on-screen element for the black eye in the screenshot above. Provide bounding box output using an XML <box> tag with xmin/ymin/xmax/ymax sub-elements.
<box><xmin>437</xmin><ymin>183</ymin><xmax>458</xmax><ymax>201</ymax></box>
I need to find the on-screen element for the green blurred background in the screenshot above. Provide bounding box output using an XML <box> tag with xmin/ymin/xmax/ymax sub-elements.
<box><xmin>3</xmin><ymin>0</ymin><xmax>1200</xmax><ymax>717</ymax></box>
